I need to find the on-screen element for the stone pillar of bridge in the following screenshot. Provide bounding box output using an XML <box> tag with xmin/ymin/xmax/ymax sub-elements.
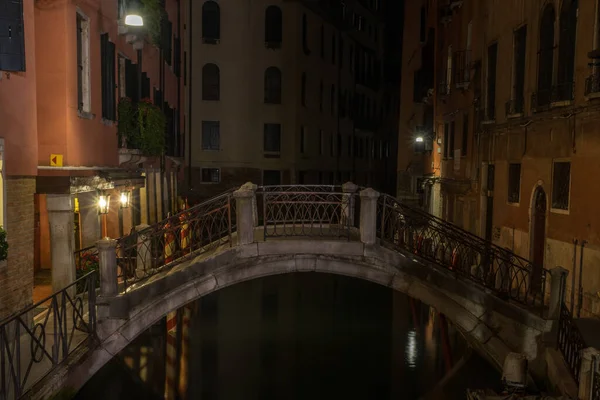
<box><xmin>359</xmin><ymin>188</ymin><xmax>380</xmax><ymax>245</ymax></box>
<box><xmin>234</xmin><ymin>186</ymin><xmax>256</xmax><ymax>245</ymax></box>
<box><xmin>342</xmin><ymin>182</ymin><xmax>358</xmax><ymax>227</ymax></box>
<box><xmin>47</xmin><ymin>194</ymin><xmax>77</xmax><ymax>293</ymax></box>
<box><xmin>241</xmin><ymin>182</ymin><xmax>258</xmax><ymax>227</ymax></box>
<box><xmin>97</xmin><ymin>238</ymin><xmax>118</xmax><ymax>323</ymax></box>
<box><xmin>549</xmin><ymin>266</ymin><xmax>569</xmax><ymax>320</ymax></box>
<box><xmin>136</xmin><ymin>224</ymin><xmax>151</xmax><ymax>279</ymax></box>
<box><xmin>578</xmin><ymin>347</ymin><xmax>600</xmax><ymax>400</ymax></box>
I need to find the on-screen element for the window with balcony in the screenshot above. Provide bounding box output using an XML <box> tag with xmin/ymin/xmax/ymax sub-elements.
<box><xmin>557</xmin><ymin>0</ymin><xmax>577</xmax><ymax>102</ymax></box>
<box><xmin>202</xmin><ymin>1</ymin><xmax>220</xmax><ymax>43</ymax></box>
<box><xmin>264</xmin><ymin>67</ymin><xmax>282</xmax><ymax>104</ymax></box>
<box><xmin>301</xmin><ymin>72</ymin><xmax>307</xmax><ymax>106</ymax></box>
<box><xmin>76</xmin><ymin>12</ymin><xmax>91</xmax><ymax>114</ymax></box>
<box><xmin>202</xmin><ymin>63</ymin><xmax>220</xmax><ymax>101</ymax></box>
<box><xmin>508</xmin><ymin>163</ymin><xmax>521</xmax><ymax>203</ymax></box>
<box><xmin>486</xmin><ymin>43</ymin><xmax>498</xmax><ymax>120</ymax></box>
<box><xmin>100</xmin><ymin>33</ymin><xmax>116</xmax><ymax>121</ymax></box>
<box><xmin>265</xmin><ymin>6</ymin><xmax>282</xmax><ymax>48</ymax></box>
<box><xmin>508</xmin><ymin>25</ymin><xmax>527</xmax><ymax>116</ymax></box>
<box><xmin>201</xmin><ymin>168</ymin><xmax>220</xmax><ymax>183</ymax></box>
<box><xmin>552</xmin><ymin>161</ymin><xmax>571</xmax><ymax>210</ymax></box>
<box><xmin>201</xmin><ymin>121</ymin><xmax>220</xmax><ymax>150</ymax></box>
<box><xmin>0</xmin><ymin>0</ymin><xmax>25</xmax><ymax>71</ymax></box>
<box><xmin>535</xmin><ymin>4</ymin><xmax>556</xmax><ymax>109</ymax></box>
<box><xmin>264</xmin><ymin>123</ymin><xmax>281</xmax><ymax>153</ymax></box>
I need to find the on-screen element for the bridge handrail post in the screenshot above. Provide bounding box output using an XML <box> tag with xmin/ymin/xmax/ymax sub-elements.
<box><xmin>342</xmin><ymin>182</ymin><xmax>358</xmax><ymax>227</ymax></box>
<box><xmin>359</xmin><ymin>188</ymin><xmax>380</xmax><ymax>245</ymax></box>
<box><xmin>241</xmin><ymin>182</ymin><xmax>259</xmax><ymax>227</ymax></box>
<box><xmin>549</xmin><ymin>266</ymin><xmax>569</xmax><ymax>320</ymax></box>
<box><xmin>234</xmin><ymin>186</ymin><xmax>256</xmax><ymax>245</ymax></box>
<box><xmin>579</xmin><ymin>347</ymin><xmax>600</xmax><ymax>400</ymax></box>
<box><xmin>97</xmin><ymin>238</ymin><xmax>118</xmax><ymax>323</ymax></box>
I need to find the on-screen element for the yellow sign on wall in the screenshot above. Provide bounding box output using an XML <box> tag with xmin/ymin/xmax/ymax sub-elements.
<box><xmin>50</xmin><ymin>154</ymin><xmax>63</xmax><ymax>167</ymax></box>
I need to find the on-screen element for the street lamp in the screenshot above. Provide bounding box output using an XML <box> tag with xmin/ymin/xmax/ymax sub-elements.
<box><xmin>98</xmin><ymin>194</ymin><xmax>111</xmax><ymax>215</ymax></box>
<box><xmin>125</xmin><ymin>0</ymin><xmax>144</xmax><ymax>27</ymax></box>
<box><xmin>119</xmin><ymin>191</ymin><xmax>131</xmax><ymax>209</ymax></box>
<box><xmin>415</xmin><ymin>136</ymin><xmax>424</xmax><ymax>143</ymax></box>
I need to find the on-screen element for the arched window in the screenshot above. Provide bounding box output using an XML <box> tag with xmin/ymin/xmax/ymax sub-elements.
<box><xmin>202</xmin><ymin>63</ymin><xmax>220</xmax><ymax>100</ymax></box>
<box><xmin>202</xmin><ymin>1</ymin><xmax>220</xmax><ymax>43</ymax></box>
<box><xmin>264</xmin><ymin>67</ymin><xmax>282</xmax><ymax>104</ymax></box>
<box><xmin>265</xmin><ymin>6</ymin><xmax>282</xmax><ymax>47</ymax></box>
<box><xmin>537</xmin><ymin>3</ymin><xmax>555</xmax><ymax>107</ymax></box>
<box><xmin>557</xmin><ymin>0</ymin><xmax>577</xmax><ymax>101</ymax></box>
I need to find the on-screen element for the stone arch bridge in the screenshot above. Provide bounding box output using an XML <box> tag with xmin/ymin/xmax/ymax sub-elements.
<box><xmin>3</xmin><ymin>184</ymin><xmax>568</xmax><ymax>399</ymax></box>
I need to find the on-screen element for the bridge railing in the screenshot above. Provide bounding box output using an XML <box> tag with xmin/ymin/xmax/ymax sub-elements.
<box><xmin>592</xmin><ymin>354</ymin><xmax>600</xmax><ymax>400</ymax></box>
<box><xmin>557</xmin><ymin>301</ymin><xmax>586</xmax><ymax>385</ymax></box>
<box><xmin>0</xmin><ymin>272</ymin><xmax>97</xmax><ymax>399</ymax></box>
<box><xmin>376</xmin><ymin>194</ymin><xmax>548</xmax><ymax>313</ymax></box>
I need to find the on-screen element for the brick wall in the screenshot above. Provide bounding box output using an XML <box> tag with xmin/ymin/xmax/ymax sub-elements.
<box><xmin>0</xmin><ymin>177</ymin><xmax>35</xmax><ymax>319</ymax></box>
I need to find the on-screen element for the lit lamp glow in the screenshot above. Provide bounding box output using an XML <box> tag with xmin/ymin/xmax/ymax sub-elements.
<box><xmin>125</xmin><ymin>0</ymin><xmax>144</xmax><ymax>26</ymax></box>
<box><xmin>120</xmin><ymin>191</ymin><xmax>131</xmax><ymax>209</ymax></box>
<box><xmin>415</xmin><ymin>136</ymin><xmax>424</xmax><ymax>143</ymax></box>
<box><xmin>98</xmin><ymin>195</ymin><xmax>110</xmax><ymax>215</ymax></box>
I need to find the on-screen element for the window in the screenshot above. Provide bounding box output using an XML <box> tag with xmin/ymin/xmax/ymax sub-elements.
<box><xmin>124</xmin><ymin>58</ymin><xmax>139</xmax><ymax>103</ymax></box>
<box><xmin>264</xmin><ymin>67</ymin><xmax>282</xmax><ymax>104</ymax></box>
<box><xmin>201</xmin><ymin>168</ymin><xmax>220</xmax><ymax>183</ymax></box>
<box><xmin>319</xmin><ymin>80</ymin><xmax>324</xmax><ymax>111</ymax></box>
<box><xmin>449</xmin><ymin>121</ymin><xmax>455</xmax><ymax>158</ymax></box>
<box><xmin>302</xmin><ymin>14</ymin><xmax>310</xmax><ymax>54</ymax></box>
<box><xmin>419</xmin><ymin>6</ymin><xmax>426</xmax><ymax>43</ymax></box>
<box><xmin>486</xmin><ymin>43</ymin><xmax>498</xmax><ymax>120</ymax></box>
<box><xmin>173</xmin><ymin>36</ymin><xmax>181</xmax><ymax>77</ymax></box>
<box><xmin>300</xmin><ymin>126</ymin><xmax>306</xmax><ymax>153</ymax></box>
<box><xmin>264</xmin><ymin>123</ymin><xmax>281</xmax><ymax>153</ymax></box>
<box><xmin>443</xmin><ymin>123</ymin><xmax>449</xmax><ymax>158</ymax></box>
<box><xmin>508</xmin><ymin>163</ymin><xmax>521</xmax><ymax>203</ymax></box>
<box><xmin>461</xmin><ymin>114</ymin><xmax>468</xmax><ymax>155</ymax></box>
<box><xmin>100</xmin><ymin>34</ymin><xmax>116</xmax><ymax>121</ymax></box>
<box><xmin>265</xmin><ymin>6</ymin><xmax>282</xmax><ymax>47</ymax></box>
<box><xmin>202</xmin><ymin>63</ymin><xmax>220</xmax><ymax>100</ymax></box>
<box><xmin>552</xmin><ymin>161</ymin><xmax>571</xmax><ymax>210</ymax></box>
<box><xmin>202</xmin><ymin>1</ymin><xmax>220</xmax><ymax>43</ymax></box>
<box><xmin>162</xmin><ymin>19</ymin><xmax>173</xmax><ymax>65</ymax></box>
<box><xmin>76</xmin><ymin>13</ymin><xmax>91</xmax><ymax>113</ymax></box>
<box><xmin>511</xmin><ymin>25</ymin><xmax>527</xmax><ymax>114</ymax></box>
<box><xmin>301</xmin><ymin>72</ymin><xmax>307</xmax><ymax>106</ymax></box>
<box><xmin>330</xmin><ymin>84</ymin><xmax>335</xmax><ymax>115</ymax></box>
<box><xmin>0</xmin><ymin>0</ymin><xmax>25</xmax><ymax>71</ymax></box>
<box><xmin>537</xmin><ymin>4</ymin><xmax>555</xmax><ymax>108</ymax></box>
<box><xmin>557</xmin><ymin>0</ymin><xmax>577</xmax><ymax>101</ymax></box>
<box><xmin>201</xmin><ymin>121</ymin><xmax>220</xmax><ymax>150</ymax></box>
<box><xmin>331</xmin><ymin>34</ymin><xmax>336</xmax><ymax>64</ymax></box>
<box><xmin>319</xmin><ymin>129</ymin><xmax>323</xmax><ymax>155</ymax></box>
<box><xmin>320</xmin><ymin>25</ymin><xmax>325</xmax><ymax>58</ymax></box>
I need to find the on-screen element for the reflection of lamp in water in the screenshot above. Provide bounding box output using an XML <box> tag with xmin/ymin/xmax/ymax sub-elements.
<box><xmin>405</xmin><ymin>330</ymin><xmax>418</xmax><ymax>369</ymax></box>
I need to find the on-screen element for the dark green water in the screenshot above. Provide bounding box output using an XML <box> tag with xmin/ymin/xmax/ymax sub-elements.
<box><xmin>77</xmin><ymin>273</ymin><xmax>499</xmax><ymax>399</ymax></box>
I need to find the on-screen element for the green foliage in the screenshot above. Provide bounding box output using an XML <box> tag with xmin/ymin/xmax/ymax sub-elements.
<box><xmin>141</xmin><ymin>0</ymin><xmax>167</xmax><ymax>47</ymax></box>
<box><xmin>117</xmin><ymin>97</ymin><xmax>166</xmax><ymax>156</ymax></box>
<box><xmin>0</xmin><ymin>226</ymin><xmax>8</xmax><ymax>261</ymax></box>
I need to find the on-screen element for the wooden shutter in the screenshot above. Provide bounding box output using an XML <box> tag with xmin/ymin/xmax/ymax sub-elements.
<box><xmin>0</xmin><ymin>0</ymin><xmax>25</xmax><ymax>71</ymax></box>
<box><xmin>125</xmin><ymin>59</ymin><xmax>138</xmax><ymax>102</ymax></box>
<box><xmin>101</xmin><ymin>33</ymin><xmax>109</xmax><ymax>119</ymax></box>
<box><xmin>107</xmin><ymin>40</ymin><xmax>116</xmax><ymax>120</ymax></box>
<box><xmin>141</xmin><ymin>72</ymin><xmax>150</xmax><ymax>99</ymax></box>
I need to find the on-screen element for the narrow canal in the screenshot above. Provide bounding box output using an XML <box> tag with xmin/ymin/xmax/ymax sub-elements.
<box><xmin>76</xmin><ymin>273</ymin><xmax>500</xmax><ymax>399</ymax></box>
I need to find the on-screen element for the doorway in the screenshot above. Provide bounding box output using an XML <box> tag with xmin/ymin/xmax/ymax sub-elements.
<box><xmin>531</xmin><ymin>186</ymin><xmax>547</xmax><ymax>290</ymax></box>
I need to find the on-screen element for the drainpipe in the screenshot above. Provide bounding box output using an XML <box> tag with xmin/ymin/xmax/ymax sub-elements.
<box><xmin>577</xmin><ymin>240</ymin><xmax>587</xmax><ymax>318</ymax></box>
<box><xmin>571</xmin><ymin>238</ymin><xmax>578</xmax><ymax>316</ymax></box>
<box><xmin>186</xmin><ymin>0</ymin><xmax>193</xmax><ymax>193</ymax></box>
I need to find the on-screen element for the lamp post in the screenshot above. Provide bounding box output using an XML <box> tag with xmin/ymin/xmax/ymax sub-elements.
<box><xmin>118</xmin><ymin>191</ymin><xmax>131</xmax><ymax>237</ymax></box>
<box><xmin>98</xmin><ymin>194</ymin><xmax>110</xmax><ymax>238</ymax></box>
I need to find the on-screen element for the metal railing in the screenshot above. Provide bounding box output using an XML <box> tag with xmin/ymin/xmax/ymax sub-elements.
<box><xmin>592</xmin><ymin>353</ymin><xmax>600</xmax><ymax>400</ymax></box>
<box><xmin>0</xmin><ymin>272</ymin><xmax>97</xmax><ymax>400</ymax></box>
<box><xmin>532</xmin><ymin>82</ymin><xmax>575</xmax><ymax>111</ymax></box>
<box><xmin>557</xmin><ymin>301</ymin><xmax>586</xmax><ymax>384</ymax></box>
<box><xmin>505</xmin><ymin>96</ymin><xmax>524</xmax><ymax>116</ymax></box>
<box><xmin>585</xmin><ymin>72</ymin><xmax>600</xmax><ymax>96</ymax></box>
<box><xmin>376</xmin><ymin>194</ymin><xmax>548</xmax><ymax>313</ymax></box>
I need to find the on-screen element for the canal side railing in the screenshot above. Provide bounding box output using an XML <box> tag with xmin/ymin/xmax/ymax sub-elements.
<box><xmin>0</xmin><ymin>272</ymin><xmax>97</xmax><ymax>400</ymax></box>
<box><xmin>558</xmin><ymin>301</ymin><xmax>586</xmax><ymax>385</ymax></box>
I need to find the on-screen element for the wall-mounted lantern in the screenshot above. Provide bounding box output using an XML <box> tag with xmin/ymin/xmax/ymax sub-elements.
<box><xmin>119</xmin><ymin>191</ymin><xmax>131</xmax><ymax>209</ymax></box>
<box><xmin>125</xmin><ymin>0</ymin><xmax>144</xmax><ymax>26</ymax></box>
<box><xmin>98</xmin><ymin>194</ymin><xmax>111</xmax><ymax>215</ymax></box>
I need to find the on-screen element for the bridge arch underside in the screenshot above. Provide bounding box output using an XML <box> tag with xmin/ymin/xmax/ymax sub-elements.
<box><xmin>65</xmin><ymin>241</ymin><xmax>549</xmax><ymax>393</ymax></box>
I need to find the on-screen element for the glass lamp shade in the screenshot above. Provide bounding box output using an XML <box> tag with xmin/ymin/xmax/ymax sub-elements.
<box><xmin>98</xmin><ymin>195</ymin><xmax>111</xmax><ymax>215</ymax></box>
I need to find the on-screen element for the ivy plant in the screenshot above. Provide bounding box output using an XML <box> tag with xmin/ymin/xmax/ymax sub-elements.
<box><xmin>117</xmin><ymin>97</ymin><xmax>166</xmax><ymax>157</ymax></box>
<box><xmin>0</xmin><ymin>226</ymin><xmax>8</xmax><ymax>262</ymax></box>
<box><xmin>141</xmin><ymin>0</ymin><xmax>168</xmax><ymax>47</ymax></box>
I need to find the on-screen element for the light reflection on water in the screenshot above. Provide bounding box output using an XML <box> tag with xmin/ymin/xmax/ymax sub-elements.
<box><xmin>405</xmin><ymin>330</ymin><xmax>418</xmax><ymax>369</ymax></box>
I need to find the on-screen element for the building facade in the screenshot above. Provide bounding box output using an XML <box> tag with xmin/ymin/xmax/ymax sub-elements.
<box><xmin>0</xmin><ymin>0</ymin><xmax>184</xmax><ymax>318</ymax></box>
<box><xmin>400</xmin><ymin>0</ymin><xmax>600</xmax><ymax>318</ymax></box>
<box><xmin>184</xmin><ymin>0</ymin><xmax>397</xmax><ymax>200</ymax></box>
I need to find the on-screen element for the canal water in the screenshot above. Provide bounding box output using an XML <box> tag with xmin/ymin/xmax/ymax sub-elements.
<box><xmin>76</xmin><ymin>273</ymin><xmax>500</xmax><ymax>399</ymax></box>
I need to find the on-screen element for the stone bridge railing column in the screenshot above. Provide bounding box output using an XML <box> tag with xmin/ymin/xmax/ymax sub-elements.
<box><xmin>97</xmin><ymin>238</ymin><xmax>118</xmax><ymax>321</ymax></box>
<box><xmin>342</xmin><ymin>182</ymin><xmax>358</xmax><ymax>227</ymax></box>
<box><xmin>548</xmin><ymin>266</ymin><xmax>568</xmax><ymax>320</ymax></box>
<box><xmin>241</xmin><ymin>182</ymin><xmax>258</xmax><ymax>227</ymax></box>
<box><xmin>234</xmin><ymin>185</ymin><xmax>256</xmax><ymax>245</ymax></box>
<box><xmin>579</xmin><ymin>347</ymin><xmax>600</xmax><ymax>400</ymax></box>
<box><xmin>359</xmin><ymin>188</ymin><xmax>380</xmax><ymax>245</ymax></box>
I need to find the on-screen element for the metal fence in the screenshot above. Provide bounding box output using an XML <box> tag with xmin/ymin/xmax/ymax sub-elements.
<box><xmin>376</xmin><ymin>194</ymin><xmax>548</xmax><ymax>313</ymax></box>
<box><xmin>557</xmin><ymin>301</ymin><xmax>586</xmax><ymax>385</ymax></box>
<box><xmin>0</xmin><ymin>272</ymin><xmax>97</xmax><ymax>400</ymax></box>
<box><xmin>592</xmin><ymin>354</ymin><xmax>600</xmax><ymax>400</ymax></box>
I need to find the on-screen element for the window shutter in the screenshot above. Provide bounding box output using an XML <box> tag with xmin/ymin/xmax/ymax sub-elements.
<box><xmin>125</xmin><ymin>59</ymin><xmax>139</xmax><ymax>102</ymax></box>
<box><xmin>108</xmin><ymin>40</ymin><xmax>116</xmax><ymax>120</ymax></box>
<box><xmin>162</xmin><ymin>19</ymin><xmax>173</xmax><ymax>66</ymax></box>
<box><xmin>0</xmin><ymin>0</ymin><xmax>25</xmax><ymax>71</ymax></box>
<box><xmin>153</xmin><ymin>88</ymin><xmax>163</xmax><ymax>107</ymax></box>
<box><xmin>101</xmin><ymin>33</ymin><xmax>109</xmax><ymax>119</ymax></box>
<box><xmin>173</xmin><ymin>36</ymin><xmax>181</xmax><ymax>77</ymax></box>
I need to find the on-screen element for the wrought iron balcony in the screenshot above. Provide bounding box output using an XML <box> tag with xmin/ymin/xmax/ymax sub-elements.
<box><xmin>453</xmin><ymin>50</ymin><xmax>471</xmax><ymax>88</ymax></box>
<box><xmin>585</xmin><ymin>72</ymin><xmax>600</xmax><ymax>96</ymax></box>
<box><xmin>505</xmin><ymin>96</ymin><xmax>524</xmax><ymax>117</ymax></box>
<box><xmin>438</xmin><ymin>81</ymin><xmax>450</xmax><ymax>97</ymax></box>
<box><xmin>531</xmin><ymin>82</ymin><xmax>574</xmax><ymax>112</ymax></box>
